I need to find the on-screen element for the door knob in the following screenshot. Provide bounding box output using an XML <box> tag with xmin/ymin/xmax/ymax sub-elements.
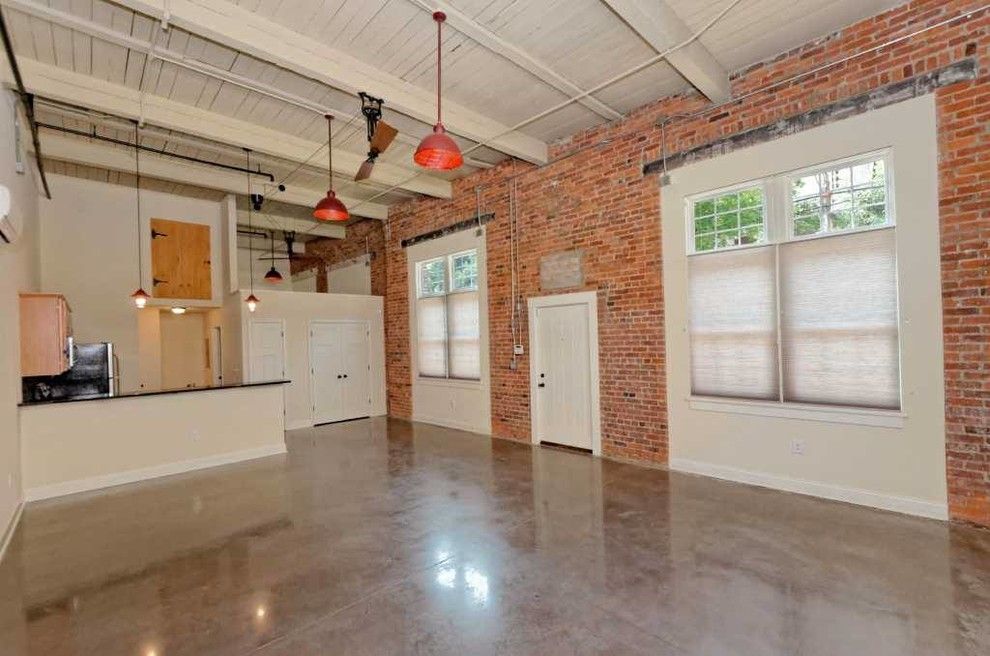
<box><xmin>343</xmin><ymin>374</ymin><xmax>349</xmax><ymax>379</ymax></box>
<box><xmin>538</xmin><ymin>383</ymin><xmax>545</xmax><ymax>388</ymax></box>
<box><xmin>337</xmin><ymin>375</ymin><xmax>342</xmax><ymax>379</ymax></box>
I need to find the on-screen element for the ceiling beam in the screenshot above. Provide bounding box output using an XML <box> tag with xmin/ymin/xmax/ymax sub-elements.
<box><xmin>0</xmin><ymin>55</ymin><xmax>449</xmax><ymax>200</ymax></box>
<box><xmin>233</xmin><ymin>210</ymin><xmax>344</xmax><ymax>240</ymax></box>
<box><xmin>600</xmin><ymin>0</ymin><xmax>732</xmax><ymax>103</ymax></box>
<box><xmin>34</xmin><ymin>132</ymin><xmax>388</xmax><ymax>221</ymax></box>
<box><xmin>110</xmin><ymin>0</ymin><xmax>548</xmax><ymax>164</ymax></box>
<box><xmin>407</xmin><ymin>0</ymin><xmax>624</xmax><ymax>122</ymax></box>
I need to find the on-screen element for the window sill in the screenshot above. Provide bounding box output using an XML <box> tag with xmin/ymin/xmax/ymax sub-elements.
<box><xmin>688</xmin><ymin>396</ymin><xmax>905</xmax><ymax>428</ymax></box>
<box><xmin>416</xmin><ymin>377</ymin><xmax>485</xmax><ymax>391</ymax></box>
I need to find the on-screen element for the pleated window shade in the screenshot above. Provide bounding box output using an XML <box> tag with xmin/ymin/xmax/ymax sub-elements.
<box><xmin>689</xmin><ymin>246</ymin><xmax>779</xmax><ymax>399</ymax></box>
<box><xmin>780</xmin><ymin>229</ymin><xmax>900</xmax><ymax>409</ymax></box>
<box><xmin>447</xmin><ymin>291</ymin><xmax>481</xmax><ymax>380</ymax></box>
<box><xmin>416</xmin><ymin>295</ymin><xmax>448</xmax><ymax>378</ymax></box>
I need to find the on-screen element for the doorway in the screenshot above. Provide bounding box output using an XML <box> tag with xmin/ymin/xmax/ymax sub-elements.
<box><xmin>248</xmin><ymin>319</ymin><xmax>286</xmax><ymax>382</ymax></box>
<box><xmin>309</xmin><ymin>321</ymin><xmax>372</xmax><ymax>424</ymax></box>
<box><xmin>528</xmin><ymin>291</ymin><xmax>601</xmax><ymax>455</ymax></box>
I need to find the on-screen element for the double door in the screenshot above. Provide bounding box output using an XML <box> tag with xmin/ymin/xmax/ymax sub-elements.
<box><xmin>310</xmin><ymin>321</ymin><xmax>371</xmax><ymax>424</ymax></box>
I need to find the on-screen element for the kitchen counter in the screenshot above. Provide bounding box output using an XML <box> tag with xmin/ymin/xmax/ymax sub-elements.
<box><xmin>19</xmin><ymin>379</ymin><xmax>290</xmax><ymax>407</ymax></box>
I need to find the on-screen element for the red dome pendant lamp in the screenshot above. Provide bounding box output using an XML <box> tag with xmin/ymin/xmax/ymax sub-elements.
<box><xmin>313</xmin><ymin>114</ymin><xmax>349</xmax><ymax>222</ymax></box>
<box><xmin>414</xmin><ymin>12</ymin><xmax>463</xmax><ymax>171</ymax></box>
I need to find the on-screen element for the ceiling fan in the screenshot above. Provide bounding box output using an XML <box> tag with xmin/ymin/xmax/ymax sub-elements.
<box><xmin>354</xmin><ymin>92</ymin><xmax>398</xmax><ymax>181</ymax></box>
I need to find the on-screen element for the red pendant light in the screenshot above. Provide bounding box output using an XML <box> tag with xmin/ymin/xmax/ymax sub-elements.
<box><xmin>313</xmin><ymin>114</ymin><xmax>349</xmax><ymax>222</ymax></box>
<box><xmin>414</xmin><ymin>12</ymin><xmax>463</xmax><ymax>171</ymax></box>
<box><xmin>130</xmin><ymin>123</ymin><xmax>150</xmax><ymax>308</ymax></box>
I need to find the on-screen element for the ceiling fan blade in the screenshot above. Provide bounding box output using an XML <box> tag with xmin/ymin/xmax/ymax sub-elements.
<box><xmin>369</xmin><ymin>120</ymin><xmax>398</xmax><ymax>153</ymax></box>
<box><xmin>355</xmin><ymin>158</ymin><xmax>375</xmax><ymax>181</ymax></box>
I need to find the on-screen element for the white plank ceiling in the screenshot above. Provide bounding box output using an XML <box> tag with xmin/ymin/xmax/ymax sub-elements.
<box><xmin>4</xmin><ymin>0</ymin><xmax>904</xmax><ymax>217</ymax></box>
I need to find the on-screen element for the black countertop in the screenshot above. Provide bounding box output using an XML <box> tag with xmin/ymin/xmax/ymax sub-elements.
<box><xmin>19</xmin><ymin>380</ymin><xmax>290</xmax><ymax>407</ymax></box>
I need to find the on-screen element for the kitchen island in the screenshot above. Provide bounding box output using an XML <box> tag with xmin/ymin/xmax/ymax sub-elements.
<box><xmin>19</xmin><ymin>380</ymin><xmax>289</xmax><ymax>501</ymax></box>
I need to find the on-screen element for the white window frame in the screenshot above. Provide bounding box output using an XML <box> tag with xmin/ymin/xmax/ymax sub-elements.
<box><xmin>684</xmin><ymin>149</ymin><xmax>904</xmax><ymax>424</ymax></box>
<box><xmin>414</xmin><ymin>248</ymin><xmax>481</xmax><ymax>381</ymax></box>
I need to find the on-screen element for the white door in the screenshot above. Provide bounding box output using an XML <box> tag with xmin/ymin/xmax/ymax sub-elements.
<box><xmin>534</xmin><ymin>303</ymin><xmax>593</xmax><ymax>450</ymax></box>
<box><xmin>340</xmin><ymin>323</ymin><xmax>371</xmax><ymax>419</ymax></box>
<box><xmin>310</xmin><ymin>322</ymin><xmax>343</xmax><ymax>424</ymax></box>
<box><xmin>249</xmin><ymin>320</ymin><xmax>285</xmax><ymax>382</ymax></box>
<box><xmin>310</xmin><ymin>322</ymin><xmax>371</xmax><ymax>424</ymax></box>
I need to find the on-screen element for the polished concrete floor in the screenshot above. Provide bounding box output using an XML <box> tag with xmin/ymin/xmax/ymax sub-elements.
<box><xmin>1</xmin><ymin>418</ymin><xmax>988</xmax><ymax>655</ymax></box>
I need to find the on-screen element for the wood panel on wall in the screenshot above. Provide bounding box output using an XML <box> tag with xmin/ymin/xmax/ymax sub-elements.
<box><xmin>150</xmin><ymin>218</ymin><xmax>212</xmax><ymax>300</ymax></box>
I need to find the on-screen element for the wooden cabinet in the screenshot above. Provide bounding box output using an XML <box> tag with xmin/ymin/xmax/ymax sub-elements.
<box><xmin>20</xmin><ymin>293</ymin><xmax>73</xmax><ymax>377</ymax></box>
<box><xmin>150</xmin><ymin>218</ymin><xmax>212</xmax><ymax>300</ymax></box>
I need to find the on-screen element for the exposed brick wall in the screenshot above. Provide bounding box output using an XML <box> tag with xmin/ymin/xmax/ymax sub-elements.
<box><xmin>385</xmin><ymin>0</ymin><xmax>990</xmax><ymax>524</ymax></box>
<box><xmin>296</xmin><ymin>219</ymin><xmax>386</xmax><ymax>296</ymax></box>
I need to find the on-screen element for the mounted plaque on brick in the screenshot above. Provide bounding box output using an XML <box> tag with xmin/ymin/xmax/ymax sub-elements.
<box><xmin>540</xmin><ymin>249</ymin><xmax>584</xmax><ymax>290</ymax></box>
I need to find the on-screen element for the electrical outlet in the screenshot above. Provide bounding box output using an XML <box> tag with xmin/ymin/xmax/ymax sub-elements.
<box><xmin>790</xmin><ymin>439</ymin><xmax>805</xmax><ymax>456</ymax></box>
<box><xmin>513</xmin><ymin>344</ymin><xmax>524</xmax><ymax>355</ymax></box>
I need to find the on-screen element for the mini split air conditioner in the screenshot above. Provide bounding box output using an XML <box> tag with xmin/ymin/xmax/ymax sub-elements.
<box><xmin>0</xmin><ymin>185</ymin><xmax>18</xmax><ymax>244</ymax></box>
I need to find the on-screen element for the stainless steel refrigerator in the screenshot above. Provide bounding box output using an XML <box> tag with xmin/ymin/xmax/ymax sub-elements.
<box><xmin>22</xmin><ymin>342</ymin><xmax>118</xmax><ymax>402</ymax></box>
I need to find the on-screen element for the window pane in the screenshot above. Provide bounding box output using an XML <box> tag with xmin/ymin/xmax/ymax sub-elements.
<box><xmin>448</xmin><ymin>291</ymin><xmax>480</xmax><ymax>380</ymax></box>
<box><xmin>418</xmin><ymin>258</ymin><xmax>446</xmax><ymax>297</ymax></box>
<box><xmin>792</xmin><ymin>158</ymin><xmax>888</xmax><ymax>236</ymax></box>
<box><xmin>692</xmin><ymin>187</ymin><xmax>765</xmax><ymax>253</ymax></box>
<box><xmin>779</xmin><ymin>229</ymin><xmax>900</xmax><ymax>410</ymax></box>
<box><xmin>416</xmin><ymin>296</ymin><xmax>447</xmax><ymax>377</ymax></box>
<box><xmin>450</xmin><ymin>251</ymin><xmax>478</xmax><ymax>291</ymax></box>
<box><xmin>689</xmin><ymin>246</ymin><xmax>779</xmax><ymax>400</ymax></box>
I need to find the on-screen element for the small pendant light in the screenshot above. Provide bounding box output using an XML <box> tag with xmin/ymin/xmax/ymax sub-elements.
<box><xmin>414</xmin><ymin>12</ymin><xmax>463</xmax><ymax>171</ymax></box>
<box><xmin>313</xmin><ymin>114</ymin><xmax>349</xmax><ymax>222</ymax></box>
<box><xmin>245</xmin><ymin>149</ymin><xmax>260</xmax><ymax>312</ymax></box>
<box><xmin>264</xmin><ymin>234</ymin><xmax>283</xmax><ymax>284</ymax></box>
<box><xmin>130</xmin><ymin>123</ymin><xmax>150</xmax><ymax>308</ymax></box>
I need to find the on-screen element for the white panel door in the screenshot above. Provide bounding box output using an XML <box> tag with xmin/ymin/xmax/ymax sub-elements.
<box><xmin>534</xmin><ymin>304</ymin><xmax>593</xmax><ymax>450</ymax></box>
<box><xmin>340</xmin><ymin>323</ymin><xmax>371</xmax><ymax>419</ymax></box>
<box><xmin>310</xmin><ymin>322</ymin><xmax>343</xmax><ymax>424</ymax></box>
<box><xmin>249</xmin><ymin>320</ymin><xmax>285</xmax><ymax>382</ymax></box>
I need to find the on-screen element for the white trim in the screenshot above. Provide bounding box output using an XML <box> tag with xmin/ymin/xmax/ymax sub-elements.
<box><xmin>24</xmin><ymin>444</ymin><xmax>287</xmax><ymax>502</ymax></box>
<box><xmin>415</xmin><ymin>376</ymin><xmax>484</xmax><ymax>390</ymax></box>
<box><xmin>0</xmin><ymin>501</ymin><xmax>24</xmax><ymax>564</ymax></box>
<box><xmin>412</xmin><ymin>414</ymin><xmax>491</xmax><ymax>435</ymax></box>
<box><xmin>285</xmin><ymin>418</ymin><xmax>315</xmax><ymax>431</ymax></box>
<box><xmin>528</xmin><ymin>290</ymin><xmax>602</xmax><ymax>456</ymax></box>
<box><xmin>688</xmin><ymin>396</ymin><xmax>905</xmax><ymax>428</ymax></box>
<box><xmin>670</xmin><ymin>458</ymin><xmax>947</xmax><ymax>520</ymax></box>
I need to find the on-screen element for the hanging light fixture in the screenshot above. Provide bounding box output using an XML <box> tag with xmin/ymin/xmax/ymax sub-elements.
<box><xmin>130</xmin><ymin>123</ymin><xmax>151</xmax><ymax>308</ymax></box>
<box><xmin>313</xmin><ymin>114</ymin><xmax>349</xmax><ymax>222</ymax></box>
<box><xmin>264</xmin><ymin>233</ymin><xmax>283</xmax><ymax>284</ymax></box>
<box><xmin>245</xmin><ymin>149</ymin><xmax>260</xmax><ymax>312</ymax></box>
<box><xmin>414</xmin><ymin>12</ymin><xmax>463</xmax><ymax>171</ymax></box>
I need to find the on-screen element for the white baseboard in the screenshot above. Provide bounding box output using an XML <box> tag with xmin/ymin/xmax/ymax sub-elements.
<box><xmin>669</xmin><ymin>458</ymin><xmax>948</xmax><ymax>520</ymax></box>
<box><xmin>0</xmin><ymin>501</ymin><xmax>24</xmax><ymax>563</ymax></box>
<box><xmin>24</xmin><ymin>443</ymin><xmax>288</xmax><ymax>502</ymax></box>
<box><xmin>412</xmin><ymin>414</ymin><xmax>491</xmax><ymax>436</ymax></box>
<box><xmin>285</xmin><ymin>418</ymin><xmax>315</xmax><ymax>431</ymax></box>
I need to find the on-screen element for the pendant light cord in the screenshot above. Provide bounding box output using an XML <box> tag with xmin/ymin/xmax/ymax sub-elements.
<box><xmin>246</xmin><ymin>149</ymin><xmax>254</xmax><ymax>296</ymax></box>
<box><xmin>134</xmin><ymin>122</ymin><xmax>142</xmax><ymax>286</ymax></box>
<box><xmin>326</xmin><ymin>114</ymin><xmax>334</xmax><ymax>192</ymax></box>
<box><xmin>436</xmin><ymin>16</ymin><xmax>442</xmax><ymax>125</ymax></box>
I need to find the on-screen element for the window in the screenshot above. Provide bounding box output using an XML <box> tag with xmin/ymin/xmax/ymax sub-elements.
<box><xmin>687</xmin><ymin>153</ymin><xmax>900</xmax><ymax>411</ymax></box>
<box><xmin>415</xmin><ymin>249</ymin><xmax>481</xmax><ymax>380</ymax></box>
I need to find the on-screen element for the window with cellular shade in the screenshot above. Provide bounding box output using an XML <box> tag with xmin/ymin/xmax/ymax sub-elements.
<box><xmin>689</xmin><ymin>246</ymin><xmax>779</xmax><ymax>400</ymax></box>
<box><xmin>416</xmin><ymin>296</ymin><xmax>447</xmax><ymax>378</ymax></box>
<box><xmin>447</xmin><ymin>291</ymin><xmax>480</xmax><ymax>379</ymax></box>
<box><xmin>779</xmin><ymin>228</ymin><xmax>900</xmax><ymax>409</ymax></box>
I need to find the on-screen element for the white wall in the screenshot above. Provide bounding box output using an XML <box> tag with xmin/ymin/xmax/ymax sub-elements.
<box><xmin>0</xmin><ymin>92</ymin><xmax>41</xmax><ymax>549</ymax></box>
<box><xmin>237</xmin><ymin>289</ymin><xmax>387</xmax><ymax>429</ymax></box>
<box><xmin>406</xmin><ymin>229</ymin><xmax>492</xmax><ymax>435</ymax></box>
<box><xmin>20</xmin><ymin>384</ymin><xmax>286</xmax><ymax>500</ymax></box>
<box><xmin>329</xmin><ymin>254</ymin><xmax>371</xmax><ymax>294</ymax></box>
<box><xmin>39</xmin><ymin>175</ymin><xmax>224</xmax><ymax>392</ymax></box>
<box><xmin>661</xmin><ymin>96</ymin><xmax>947</xmax><ymax>518</ymax></box>
<box><xmin>160</xmin><ymin>311</ymin><xmax>208</xmax><ymax>389</ymax></box>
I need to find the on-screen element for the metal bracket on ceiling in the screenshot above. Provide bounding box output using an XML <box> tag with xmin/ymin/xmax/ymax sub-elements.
<box><xmin>161</xmin><ymin>0</ymin><xmax>171</xmax><ymax>31</ymax></box>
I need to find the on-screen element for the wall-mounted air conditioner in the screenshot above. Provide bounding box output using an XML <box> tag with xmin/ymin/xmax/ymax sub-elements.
<box><xmin>0</xmin><ymin>185</ymin><xmax>18</xmax><ymax>244</ymax></box>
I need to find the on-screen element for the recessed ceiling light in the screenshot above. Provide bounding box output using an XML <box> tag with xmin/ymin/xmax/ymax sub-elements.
<box><xmin>170</xmin><ymin>307</ymin><xmax>187</xmax><ymax>315</ymax></box>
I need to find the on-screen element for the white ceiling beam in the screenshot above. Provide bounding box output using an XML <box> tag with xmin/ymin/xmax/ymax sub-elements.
<box><xmin>234</xmin><ymin>210</ymin><xmax>344</xmax><ymax>240</ymax></box>
<box><xmin>407</xmin><ymin>0</ymin><xmax>624</xmax><ymax>122</ymax></box>
<box><xmin>1</xmin><ymin>56</ymin><xmax>449</xmax><ymax>201</ymax></box>
<box><xmin>109</xmin><ymin>0</ymin><xmax>548</xmax><ymax>164</ymax></box>
<box><xmin>600</xmin><ymin>0</ymin><xmax>732</xmax><ymax>103</ymax></box>
<box><xmin>34</xmin><ymin>132</ymin><xmax>387</xmax><ymax>222</ymax></box>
